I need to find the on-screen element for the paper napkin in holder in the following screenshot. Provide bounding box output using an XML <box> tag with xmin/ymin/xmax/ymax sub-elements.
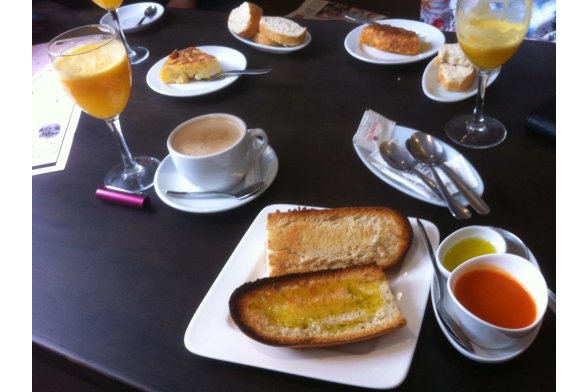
<box><xmin>353</xmin><ymin>110</ymin><xmax>479</xmax><ymax>202</ymax></box>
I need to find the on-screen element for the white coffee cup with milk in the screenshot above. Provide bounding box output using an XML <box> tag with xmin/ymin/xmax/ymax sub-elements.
<box><xmin>167</xmin><ymin>113</ymin><xmax>268</xmax><ymax>191</ymax></box>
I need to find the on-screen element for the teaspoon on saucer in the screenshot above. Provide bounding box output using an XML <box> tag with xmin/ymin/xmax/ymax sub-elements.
<box><xmin>166</xmin><ymin>181</ymin><xmax>265</xmax><ymax>199</ymax></box>
<box><xmin>417</xmin><ymin>219</ymin><xmax>476</xmax><ymax>353</ymax></box>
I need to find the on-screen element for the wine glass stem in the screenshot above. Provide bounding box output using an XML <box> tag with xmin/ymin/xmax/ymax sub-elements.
<box><xmin>470</xmin><ymin>69</ymin><xmax>491</xmax><ymax>130</ymax></box>
<box><xmin>105</xmin><ymin>116</ymin><xmax>139</xmax><ymax>173</ymax></box>
<box><xmin>109</xmin><ymin>10</ymin><xmax>137</xmax><ymax>58</ymax></box>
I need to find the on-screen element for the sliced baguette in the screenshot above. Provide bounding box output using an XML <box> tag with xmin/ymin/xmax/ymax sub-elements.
<box><xmin>434</xmin><ymin>43</ymin><xmax>476</xmax><ymax>92</ymax></box>
<box><xmin>228</xmin><ymin>1</ymin><xmax>263</xmax><ymax>39</ymax></box>
<box><xmin>438</xmin><ymin>63</ymin><xmax>476</xmax><ymax>92</ymax></box>
<box><xmin>259</xmin><ymin>16</ymin><xmax>307</xmax><ymax>46</ymax></box>
<box><xmin>252</xmin><ymin>31</ymin><xmax>278</xmax><ymax>46</ymax></box>
<box><xmin>266</xmin><ymin>207</ymin><xmax>413</xmax><ymax>277</ymax></box>
<box><xmin>229</xmin><ymin>264</ymin><xmax>407</xmax><ymax>348</ymax></box>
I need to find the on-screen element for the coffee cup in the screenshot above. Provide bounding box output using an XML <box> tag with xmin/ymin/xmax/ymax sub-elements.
<box><xmin>167</xmin><ymin>114</ymin><xmax>268</xmax><ymax>191</ymax></box>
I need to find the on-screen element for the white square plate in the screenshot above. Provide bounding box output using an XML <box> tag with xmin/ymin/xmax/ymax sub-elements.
<box><xmin>184</xmin><ymin>204</ymin><xmax>437</xmax><ymax>389</ymax></box>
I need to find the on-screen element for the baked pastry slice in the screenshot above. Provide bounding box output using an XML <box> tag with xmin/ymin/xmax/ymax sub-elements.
<box><xmin>160</xmin><ymin>47</ymin><xmax>222</xmax><ymax>84</ymax></box>
<box><xmin>359</xmin><ymin>24</ymin><xmax>420</xmax><ymax>55</ymax></box>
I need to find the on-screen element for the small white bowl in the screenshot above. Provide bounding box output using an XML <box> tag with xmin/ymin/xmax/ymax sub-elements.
<box><xmin>447</xmin><ymin>253</ymin><xmax>548</xmax><ymax>349</ymax></box>
<box><xmin>436</xmin><ymin>226</ymin><xmax>506</xmax><ymax>278</ymax></box>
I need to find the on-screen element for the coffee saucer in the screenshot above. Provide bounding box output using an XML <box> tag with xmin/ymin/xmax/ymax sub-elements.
<box><xmin>154</xmin><ymin>146</ymin><xmax>278</xmax><ymax>213</ymax></box>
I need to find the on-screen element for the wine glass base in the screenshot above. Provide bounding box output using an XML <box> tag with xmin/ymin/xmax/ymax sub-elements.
<box><xmin>445</xmin><ymin>115</ymin><xmax>507</xmax><ymax>149</ymax></box>
<box><xmin>129</xmin><ymin>46</ymin><xmax>149</xmax><ymax>65</ymax></box>
<box><xmin>104</xmin><ymin>156</ymin><xmax>160</xmax><ymax>193</ymax></box>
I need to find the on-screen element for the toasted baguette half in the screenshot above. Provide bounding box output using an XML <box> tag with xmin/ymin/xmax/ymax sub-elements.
<box><xmin>259</xmin><ymin>16</ymin><xmax>307</xmax><ymax>46</ymax></box>
<box><xmin>229</xmin><ymin>264</ymin><xmax>407</xmax><ymax>348</ymax></box>
<box><xmin>266</xmin><ymin>207</ymin><xmax>412</xmax><ymax>277</ymax></box>
<box><xmin>252</xmin><ymin>31</ymin><xmax>278</xmax><ymax>46</ymax></box>
<box><xmin>228</xmin><ymin>2</ymin><xmax>263</xmax><ymax>39</ymax></box>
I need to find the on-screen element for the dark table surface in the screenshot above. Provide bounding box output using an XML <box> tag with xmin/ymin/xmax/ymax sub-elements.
<box><xmin>32</xmin><ymin>2</ymin><xmax>556</xmax><ymax>391</ymax></box>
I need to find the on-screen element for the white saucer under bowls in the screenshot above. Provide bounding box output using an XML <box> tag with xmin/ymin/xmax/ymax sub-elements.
<box><xmin>146</xmin><ymin>46</ymin><xmax>247</xmax><ymax>97</ymax></box>
<box><xmin>422</xmin><ymin>58</ymin><xmax>501</xmax><ymax>103</ymax></box>
<box><xmin>344</xmin><ymin>19</ymin><xmax>445</xmax><ymax>65</ymax></box>
<box><xmin>229</xmin><ymin>30</ymin><xmax>312</xmax><ymax>54</ymax></box>
<box><xmin>431</xmin><ymin>244</ymin><xmax>542</xmax><ymax>363</ymax></box>
<box><xmin>100</xmin><ymin>2</ymin><xmax>164</xmax><ymax>33</ymax></box>
<box><xmin>154</xmin><ymin>146</ymin><xmax>278</xmax><ymax>213</ymax></box>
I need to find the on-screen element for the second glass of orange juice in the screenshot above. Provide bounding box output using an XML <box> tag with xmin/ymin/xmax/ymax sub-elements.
<box><xmin>444</xmin><ymin>0</ymin><xmax>532</xmax><ymax>149</ymax></box>
<box><xmin>91</xmin><ymin>0</ymin><xmax>149</xmax><ymax>65</ymax></box>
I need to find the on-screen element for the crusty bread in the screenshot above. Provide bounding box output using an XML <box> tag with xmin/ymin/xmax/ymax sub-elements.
<box><xmin>259</xmin><ymin>16</ymin><xmax>307</xmax><ymax>46</ymax></box>
<box><xmin>266</xmin><ymin>207</ymin><xmax>413</xmax><ymax>277</ymax></box>
<box><xmin>434</xmin><ymin>43</ymin><xmax>476</xmax><ymax>92</ymax></box>
<box><xmin>438</xmin><ymin>63</ymin><xmax>476</xmax><ymax>91</ymax></box>
<box><xmin>359</xmin><ymin>24</ymin><xmax>420</xmax><ymax>55</ymax></box>
<box><xmin>228</xmin><ymin>2</ymin><xmax>263</xmax><ymax>39</ymax></box>
<box><xmin>229</xmin><ymin>264</ymin><xmax>407</xmax><ymax>348</ymax></box>
<box><xmin>252</xmin><ymin>31</ymin><xmax>278</xmax><ymax>46</ymax></box>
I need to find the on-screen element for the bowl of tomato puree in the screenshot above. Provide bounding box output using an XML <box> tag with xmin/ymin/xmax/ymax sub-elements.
<box><xmin>447</xmin><ymin>253</ymin><xmax>548</xmax><ymax>349</ymax></box>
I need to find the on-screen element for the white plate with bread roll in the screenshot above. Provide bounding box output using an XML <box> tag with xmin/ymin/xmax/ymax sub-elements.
<box><xmin>184</xmin><ymin>204</ymin><xmax>437</xmax><ymax>389</ymax></box>
<box><xmin>228</xmin><ymin>3</ymin><xmax>311</xmax><ymax>54</ymax></box>
<box><xmin>229</xmin><ymin>29</ymin><xmax>312</xmax><ymax>54</ymax></box>
<box><xmin>422</xmin><ymin>57</ymin><xmax>500</xmax><ymax>102</ymax></box>
<box><xmin>344</xmin><ymin>19</ymin><xmax>445</xmax><ymax>65</ymax></box>
<box><xmin>146</xmin><ymin>46</ymin><xmax>247</xmax><ymax>97</ymax></box>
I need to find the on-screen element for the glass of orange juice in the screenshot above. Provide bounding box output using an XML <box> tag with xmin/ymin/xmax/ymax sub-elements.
<box><xmin>445</xmin><ymin>0</ymin><xmax>532</xmax><ymax>149</ymax></box>
<box><xmin>48</xmin><ymin>24</ymin><xmax>159</xmax><ymax>192</ymax></box>
<box><xmin>91</xmin><ymin>0</ymin><xmax>149</xmax><ymax>65</ymax></box>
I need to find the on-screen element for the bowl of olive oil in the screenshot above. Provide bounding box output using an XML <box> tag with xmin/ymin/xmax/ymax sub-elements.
<box><xmin>436</xmin><ymin>226</ymin><xmax>506</xmax><ymax>278</ymax></box>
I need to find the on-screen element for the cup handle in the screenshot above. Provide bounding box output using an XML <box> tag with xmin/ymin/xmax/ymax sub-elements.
<box><xmin>247</xmin><ymin>128</ymin><xmax>268</xmax><ymax>161</ymax></box>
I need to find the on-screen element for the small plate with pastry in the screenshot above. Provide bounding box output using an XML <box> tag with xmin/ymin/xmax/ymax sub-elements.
<box><xmin>344</xmin><ymin>19</ymin><xmax>445</xmax><ymax>65</ymax></box>
<box><xmin>422</xmin><ymin>43</ymin><xmax>501</xmax><ymax>102</ymax></box>
<box><xmin>227</xmin><ymin>2</ymin><xmax>311</xmax><ymax>54</ymax></box>
<box><xmin>184</xmin><ymin>204</ymin><xmax>437</xmax><ymax>389</ymax></box>
<box><xmin>146</xmin><ymin>46</ymin><xmax>246</xmax><ymax>97</ymax></box>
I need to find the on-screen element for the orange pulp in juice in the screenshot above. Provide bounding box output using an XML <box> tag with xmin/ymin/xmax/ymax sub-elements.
<box><xmin>53</xmin><ymin>39</ymin><xmax>131</xmax><ymax>119</ymax></box>
<box><xmin>457</xmin><ymin>18</ymin><xmax>527</xmax><ymax>70</ymax></box>
<box><xmin>92</xmin><ymin>0</ymin><xmax>123</xmax><ymax>10</ymax></box>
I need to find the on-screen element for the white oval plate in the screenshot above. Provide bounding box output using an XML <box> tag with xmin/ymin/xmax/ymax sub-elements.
<box><xmin>100</xmin><ymin>2</ymin><xmax>164</xmax><ymax>33</ymax></box>
<box><xmin>228</xmin><ymin>30</ymin><xmax>312</xmax><ymax>54</ymax></box>
<box><xmin>344</xmin><ymin>19</ymin><xmax>445</xmax><ymax>65</ymax></box>
<box><xmin>422</xmin><ymin>58</ymin><xmax>501</xmax><ymax>102</ymax></box>
<box><xmin>146</xmin><ymin>46</ymin><xmax>247</xmax><ymax>97</ymax></box>
<box><xmin>154</xmin><ymin>146</ymin><xmax>278</xmax><ymax>213</ymax></box>
<box><xmin>354</xmin><ymin>125</ymin><xmax>484</xmax><ymax>207</ymax></box>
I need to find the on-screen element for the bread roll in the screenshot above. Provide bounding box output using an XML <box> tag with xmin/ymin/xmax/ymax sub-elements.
<box><xmin>229</xmin><ymin>264</ymin><xmax>407</xmax><ymax>348</ymax></box>
<box><xmin>266</xmin><ymin>207</ymin><xmax>413</xmax><ymax>277</ymax></box>
<box><xmin>259</xmin><ymin>16</ymin><xmax>307</xmax><ymax>46</ymax></box>
<box><xmin>228</xmin><ymin>2</ymin><xmax>263</xmax><ymax>39</ymax></box>
<box><xmin>359</xmin><ymin>24</ymin><xmax>420</xmax><ymax>55</ymax></box>
<box><xmin>434</xmin><ymin>43</ymin><xmax>476</xmax><ymax>92</ymax></box>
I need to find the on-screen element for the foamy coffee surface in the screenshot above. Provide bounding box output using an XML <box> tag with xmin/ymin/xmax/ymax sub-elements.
<box><xmin>172</xmin><ymin>118</ymin><xmax>242</xmax><ymax>156</ymax></box>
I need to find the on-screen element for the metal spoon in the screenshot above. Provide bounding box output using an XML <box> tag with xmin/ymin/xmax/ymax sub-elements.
<box><xmin>379</xmin><ymin>141</ymin><xmax>443</xmax><ymax>200</ymax></box>
<box><xmin>492</xmin><ymin>227</ymin><xmax>556</xmax><ymax>314</ymax></box>
<box><xmin>137</xmin><ymin>5</ymin><xmax>156</xmax><ymax>26</ymax></box>
<box><xmin>166</xmin><ymin>181</ymin><xmax>265</xmax><ymax>199</ymax></box>
<box><xmin>343</xmin><ymin>12</ymin><xmax>378</xmax><ymax>25</ymax></box>
<box><xmin>405</xmin><ymin>138</ymin><xmax>471</xmax><ymax>220</ymax></box>
<box><xmin>203</xmin><ymin>68</ymin><xmax>272</xmax><ymax>81</ymax></box>
<box><xmin>408</xmin><ymin>132</ymin><xmax>490</xmax><ymax>215</ymax></box>
<box><xmin>417</xmin><ymin>219</ymin><xmax>476</xmax><ymax>353</ymax></box>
